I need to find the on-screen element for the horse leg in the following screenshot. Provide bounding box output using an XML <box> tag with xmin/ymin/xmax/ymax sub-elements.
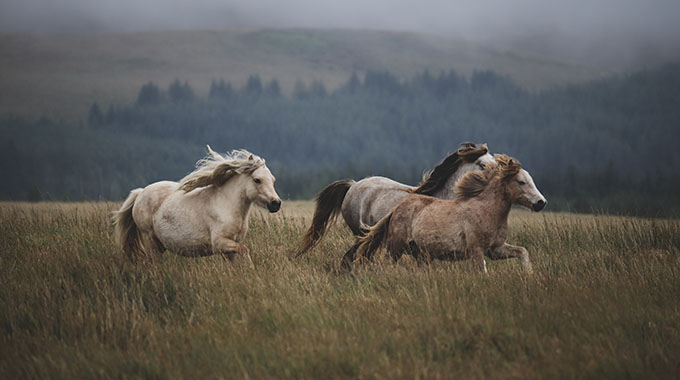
<box><xmin>212</xmin><ymin>236</ymin><xmax>254</xmax><ymax>269</ymax></box>
<box><xmin>139</xmin><ymin>231</ymin><xmax>165</xmax><ymax>258</ymax></box>
<box><xmin>408</xmin><ymin>241</ymin><xmax>429</xmax><ymax>266</ymax></box>
<box><xmin>390</xmin><ymin>248</ymin><xmax>404</xmax><ymax>264</ymax></box>
<box><xmin>470</xmin><ymin>247</ymin><xmax>488</xmax><ymax>273</ymax></box>
<box><xmin>340</xmin><ymin>241</ymin><xmax>360</xmax><ymax>271</ymax></box>
<box><xmin>487</xmin><ymin>243</ymin><xmax>533</xmax><ymax>274</ymax></box>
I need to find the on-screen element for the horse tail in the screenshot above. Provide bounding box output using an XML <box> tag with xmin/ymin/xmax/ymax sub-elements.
<box><xmin>296</xmin><ymin>179</ymin><xmax>355</xmax><ymax>256</ymax></box>
<box><xmin>113</xmin><ymin>188</ymin><xmax>143</xmax><ymax>261</ymax></box>
<box><xmin>355</xmin><ymin>210</ymin><xmax>393</xmax><ymax>263</ymax></box>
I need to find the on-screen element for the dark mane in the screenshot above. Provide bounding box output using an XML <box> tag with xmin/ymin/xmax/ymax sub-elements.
<box><xmin>412</xmin><ymin>142</ymin><xmax>489</xmax><ymax>195</ymax></box>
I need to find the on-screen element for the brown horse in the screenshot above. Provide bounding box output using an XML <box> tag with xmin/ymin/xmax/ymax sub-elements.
<box><xmin>348</xmin><ymin>154</ymin><xmax>546</xmax><ymax>272</ymax></box>
<box><xmin>296</xmin><ymin>143</ymin><xmax>494</xmax><ymax>256</ymax></box>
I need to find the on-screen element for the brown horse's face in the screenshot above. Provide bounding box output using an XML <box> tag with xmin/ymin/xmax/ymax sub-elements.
<box><xmin>245</xmin><ymin>165</ymin><xmax>282</xmax><ymax>213</ymax></box>
<box><xmin>506</xmin><ymin>169</ymin><xmax>547</xmax><ymax>212</ymax></box>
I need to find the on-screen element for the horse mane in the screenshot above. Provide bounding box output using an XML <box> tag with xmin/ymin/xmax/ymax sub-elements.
<box><xmin>455</xmin><ymin>153</ymin><xmax>521</xmax><ymax>200</ymax></box>
<box><xmin>493</xmin><ymin>153</ymin><xmax>521</xmax><ymax>181</ymax></box>
<box><xmin>411</xmin><ymin>142</ymin><xmax>489</xmax><ymax>195</ymax></box>
<box><xmin>179</xmin><ymin>146</ymin><xmax>265</xmax><ymax>192</ymax></box>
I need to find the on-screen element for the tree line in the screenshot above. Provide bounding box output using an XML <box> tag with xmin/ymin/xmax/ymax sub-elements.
<box><xmin>2</xmin><ymin>64</ymin><xmax>680</xmax><ymax>217</ymax></box>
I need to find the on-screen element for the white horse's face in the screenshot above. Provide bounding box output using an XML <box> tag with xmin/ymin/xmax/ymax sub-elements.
<box><xmin>453</xmin><ymin>152</ymin><xmax>497</xmax><ymax>185</ymax></box>
<box><xmin>477</xmin><ymin>152</ymin><xmax>496</xmax><ymax>168</ymax></box>
<box><xmin>507</xmin><ymin>168</ymin><xmax>547</xmax><ymax>212</ymax></box>
<box><xmin>246</xmin><ymin>165</ymin><xmax>281</xmax><ymax>213</ymax></box>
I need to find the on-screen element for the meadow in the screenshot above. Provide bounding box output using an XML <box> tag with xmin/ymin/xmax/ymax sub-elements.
<box><xmin>1</xmin><ymin>201</ymin><xmax>679</xmax><ymax>378</ymax></box>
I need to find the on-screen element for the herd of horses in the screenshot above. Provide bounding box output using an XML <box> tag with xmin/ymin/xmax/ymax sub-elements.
<box><xmin>114</xmin><ymin>143</ymin><xmax>546</xmax><ymax>273</ymax></box>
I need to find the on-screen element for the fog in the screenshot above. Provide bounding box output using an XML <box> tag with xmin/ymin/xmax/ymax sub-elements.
<box><xmin>2</xmin><ymin>0</ymin><xmax>680</xmax><ymax>68</ymax></box>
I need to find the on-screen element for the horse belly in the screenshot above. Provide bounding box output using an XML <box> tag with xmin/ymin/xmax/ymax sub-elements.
<box><xmin>411</xmin><ymin>207</ymin><xmax>468</xmax><ymax>260</ymax></box>
<box><xmin>416</xmin><ymin>234</ymin><xmax>469</xmax><ymax>261</ymax></box>
<box><xmin>154</xmin><ymin>199</ymin><xmax>210</xmax><ymax>255</ymax></box>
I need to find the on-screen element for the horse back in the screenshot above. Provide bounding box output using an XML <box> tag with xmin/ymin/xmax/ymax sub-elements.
<box><xmin>342</xmin><ymin>176</ymin><xmax>412</xmax><ymax>233</ymax></box>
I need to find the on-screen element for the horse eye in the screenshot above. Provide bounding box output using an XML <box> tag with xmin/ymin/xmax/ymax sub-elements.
<box><xmin>253</xmin><ymin>178</ymin><xmax>261</xmax><ymax>184</ymax></box>
<box><xmin>517</xmin><ymin>180</ymin><xmax>526</xmax><ymax>185</ymax></box>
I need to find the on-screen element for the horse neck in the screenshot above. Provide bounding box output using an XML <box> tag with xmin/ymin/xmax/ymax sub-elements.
<box><xmin>431</xmin><ymin>175</ymin><xmax>456</xmax><ymax>199</ymax></box>
<box><xmin>431</xmin><ymin>162</ymin><xmax>475</xmax><ymax>199</ymax></box>
<box><xmin>211</xmin><ymin>176</ymin><xmax>253</xmax><ymax>220</ymax></box>
<box><xmin>475</xmin><ymin>177</ymin><xmax>512</xmax><ymax>226</ymax></box>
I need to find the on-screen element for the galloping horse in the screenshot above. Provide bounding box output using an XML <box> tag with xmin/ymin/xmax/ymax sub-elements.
<box><xmin>349</xmin><ymin>154</ymin><xmax>546</xmax><ymax>273</ymax></box>
<box><xmin>114</xmin><ymin>147</ymin><xmax>281</xmax><ymax>263</ymax></box>
<box><xmin>296</xmin><ymin>143</ymin><xmax>494</xmax><ymax>256</ymax></box>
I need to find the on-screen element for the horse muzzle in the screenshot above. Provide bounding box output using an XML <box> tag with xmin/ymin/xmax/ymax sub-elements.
<box><xmin>532</xmin><ymin>199</ymin><xmax>546</xmax><ymax>212</ymax></box>
<box><xmin>267</xmin><ymin>199</ymin><xmax>282</xmax><ymax>213</ymax></box>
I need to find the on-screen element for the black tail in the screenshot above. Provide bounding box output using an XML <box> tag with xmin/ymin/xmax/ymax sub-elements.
<box><xmin>296</xmin><ymin>179</ymin><xmax>355</xmax><ymax>256</ymax></box>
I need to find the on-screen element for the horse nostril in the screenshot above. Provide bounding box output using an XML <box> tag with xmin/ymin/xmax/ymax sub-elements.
<box><xmin>533</xmin><ymin>199</ymin><xmax>546</xmax><ymax>212</ymax></box>
<box><xmin>268</xmin><ymin>199</ymin><xmax>281</xmax><ymax>212</ymax></box>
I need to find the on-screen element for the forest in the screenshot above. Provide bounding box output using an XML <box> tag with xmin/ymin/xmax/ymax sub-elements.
<box><xmin>1</xmin><ymin>64</ymin><xmax>679</xmax><ymax>216</ymax></box>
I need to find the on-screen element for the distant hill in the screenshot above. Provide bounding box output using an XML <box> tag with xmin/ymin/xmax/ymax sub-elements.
<box><xmin>2</xmin><ymin>64</ymin><xmax>679</xmax><ymax>216</ymax></box>
<box><xmin>0</xmin><ymin>29</ymin><xmax>610</xmax><ymax>121</ymax></box>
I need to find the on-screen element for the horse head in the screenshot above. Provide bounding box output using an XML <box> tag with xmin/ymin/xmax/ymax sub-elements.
<box><xmin>179</xmin><ymin>146</ymin><xmax>282</xmax><ymax>213</ymax></box>
<box><xmin>495</xmin><ymin>154</ymin><xmax>546</xmax><ymax>212</ymax></box>
<box><xmin>456</xmin><ymin>142</ymin><xmax>495</xmax><ymax>174</ymax></box>
<box><xmin>413</xmin><ymin>142</ymin><xmax>495</xmax><ymax>197</ymax></box>
<box><xmin>244</xmin><ymin>163</ymin><xmax>282</xmax><ymax>213</ymax></box>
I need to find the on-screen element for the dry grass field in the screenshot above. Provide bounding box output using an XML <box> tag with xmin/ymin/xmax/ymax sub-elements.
<box><xmin>1</xmin><ymin>201</ymin><xmax>679</xmax><ymax>378</ymax></box>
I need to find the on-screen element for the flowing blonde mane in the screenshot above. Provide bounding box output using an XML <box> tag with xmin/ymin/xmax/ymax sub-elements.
<box><xmin>455</xmin><ymin>153</ymin><xmax>521</xmax><ymax>199</ymax></box>
<box><xmin>412</xmin><ymin>142</ymin><xmax>489</xmax><ymax>195</ymax></box>
<box><xmin>179</xmin><ymin>146</ymin><xmax>265</xmax><ymax>192</ymax></box>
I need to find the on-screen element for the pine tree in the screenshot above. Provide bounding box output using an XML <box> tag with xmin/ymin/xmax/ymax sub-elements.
<box><xmin>244</xmin><ymin>75</ymin><xmax>263</xmax><ymax>97</ymax></box>
<box><xmin>265</xmin><ymin>79</ymin><xmax>282</xmax><ymax>98</ymax></box>
<box><xmin>168</xmin><ymin>79</ymin><xmax>194</xmax><ymax>102</ymax></box>
<box><xmin>136</xmin><ymin>82</ymin><xmax>161</xmax><ymax>106</ymax></box>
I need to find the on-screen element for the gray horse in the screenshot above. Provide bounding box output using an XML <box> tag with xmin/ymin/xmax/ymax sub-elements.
<box><xmin>297</xmin><ymin>143</ymin><xmax>494</xmax><ymax>261</ymax></box>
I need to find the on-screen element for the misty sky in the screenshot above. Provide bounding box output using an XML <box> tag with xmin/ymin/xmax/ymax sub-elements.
<box><xmin>2</xmin><ymin>0</ymin><xmax>679</xmax><ymax>66</ymax></box>
<box><xmin>1</xmin><ymin>0</ymin><xmax>678</xmax><ymax>37</ymax></box>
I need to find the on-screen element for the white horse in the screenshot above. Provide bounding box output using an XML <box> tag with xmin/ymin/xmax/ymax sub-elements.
<box><xmin>113</xmin><ymin>147</ymin><xmax>281</xmax><ymax>262</ymax></box>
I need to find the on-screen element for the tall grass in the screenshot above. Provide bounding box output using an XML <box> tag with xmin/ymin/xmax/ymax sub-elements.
<box><xmin>1</xmin><ymin>202</ymin><xmax>678</xmax><ymax>378</ymax></box>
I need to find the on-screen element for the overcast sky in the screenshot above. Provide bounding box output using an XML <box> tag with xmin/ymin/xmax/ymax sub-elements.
<box><xmin>1</xmin><ymin>0</ymin><xmax>678</xmax><ymax>36</ymax></box>
<box><xmin>2</xmin><ymin>0</ymin><xmax>679</xmax><ymax>66</ymax></box>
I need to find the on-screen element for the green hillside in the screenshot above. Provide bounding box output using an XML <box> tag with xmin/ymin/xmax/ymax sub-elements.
<box><xmin>0</xmin><ymin>29</ymin><xmax>608</xmax><ymax>121</ymax></box>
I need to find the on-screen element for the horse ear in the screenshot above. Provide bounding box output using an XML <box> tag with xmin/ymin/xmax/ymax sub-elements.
<box><xmin>459</xmin><ymin>142</ymin><xmax>474</xmax><ymax>152</ymax></box>
<box><xmin>508</xmin><ymin>159</ymin><xmax>521</xmax><ymax>177</ymax></box>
